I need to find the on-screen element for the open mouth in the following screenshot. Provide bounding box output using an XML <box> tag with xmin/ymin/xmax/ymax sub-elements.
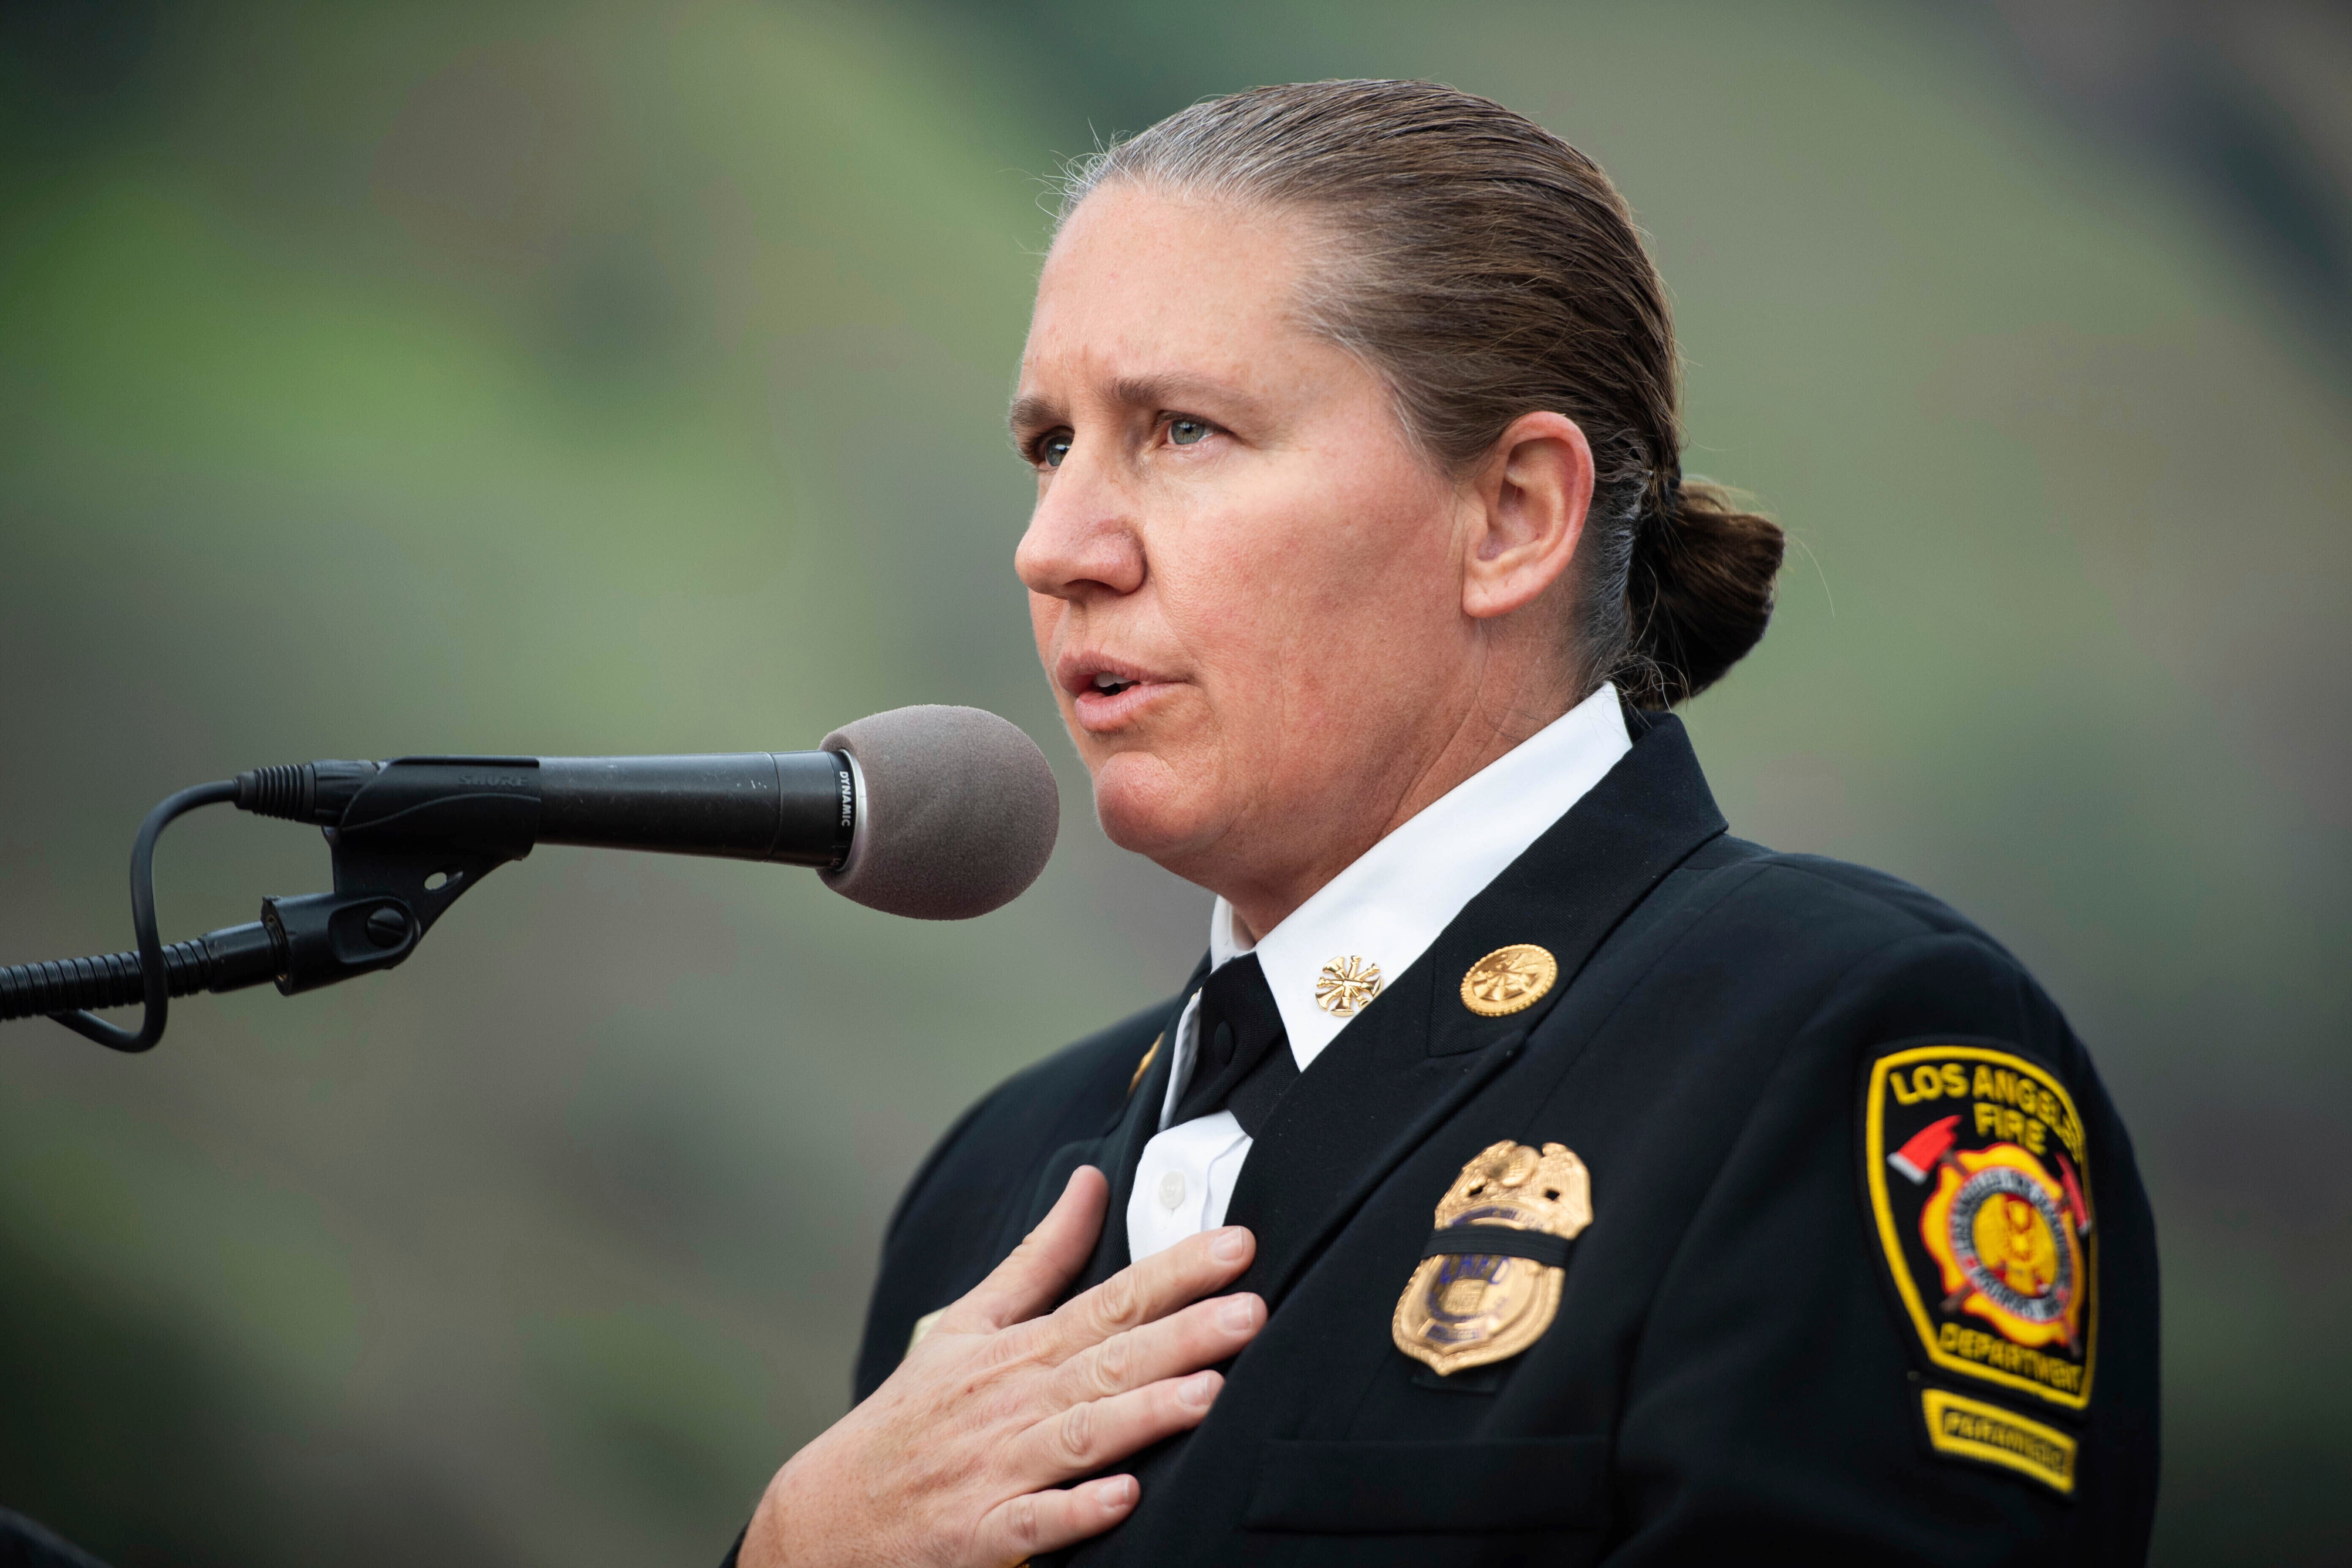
<box><xmin>1064</xmin><ymin>657</ymin><xmax>1167</xmax><ymax>731</ymax></box>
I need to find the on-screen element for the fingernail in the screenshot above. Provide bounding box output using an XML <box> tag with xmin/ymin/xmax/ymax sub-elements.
<box><xmin>1218</xmin><ymin>1294</ymin><xmax>1259</xmax><ymax>1332</ymax></box>
<box><xmin>1209</xmin><ymin>1227</ymin><xmax>1250</xmax><ymax>1265</ymax></box>
<box><xmin>1180</xmin><ymin>1372</ymin><xmax>1218</xmax><ymax>1408</ymax></box>
<box><xmin>1100</xmin><ymin>1475</ymin><xmax>1137</xmax><ymax>1508</ymax></box>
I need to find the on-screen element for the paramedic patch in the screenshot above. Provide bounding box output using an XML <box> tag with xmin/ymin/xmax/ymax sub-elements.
<box><xmin>1863</xmin><ymin>1044</ymin><xmax>2096</xmax><ymax>1410</ymax></box>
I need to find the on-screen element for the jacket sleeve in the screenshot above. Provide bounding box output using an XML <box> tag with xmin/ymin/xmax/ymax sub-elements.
<box><xmin>1602</xmin><ymin>927</ymin><xmax>2159</xmax><ymax>1567</ymax></box>
<box><xmin>0</xmin><ymin>1509</ymin><xmax>113</xmax><ymax>1568</ymax></box>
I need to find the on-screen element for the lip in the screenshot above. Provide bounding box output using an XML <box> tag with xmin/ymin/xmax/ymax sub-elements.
<box><xmin>1058</xmin><ymin>650</ymin><xmax>1180</xmax><ymax>734</ymax></box>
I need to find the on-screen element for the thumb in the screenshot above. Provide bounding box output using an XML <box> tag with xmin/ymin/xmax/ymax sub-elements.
<box><xmin>946</xmin><ymin>1165</ymin><xmax>1107</xmax><ymax>1334</ymax></box>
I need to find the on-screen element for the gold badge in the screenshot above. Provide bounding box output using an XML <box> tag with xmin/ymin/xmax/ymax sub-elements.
<box><xmin>1392</xmin><ymin>1140</ymin><xmax>1592</xmax><ymax>1375</ymax></box>
<box><xmin>1314</xmin><ymin>955</ymin><xmax>1382</xmax><ymax>1015</ymax></box>
<box><xmin>1460</xmin><ymin>944</ymin><xmax>1559</xmax><ymax>1017</ymax></box>
<box><xmin>1864</xmin><ymin>1045</ymin><xmax>2096</xmax><ymax>1409</ymax></box>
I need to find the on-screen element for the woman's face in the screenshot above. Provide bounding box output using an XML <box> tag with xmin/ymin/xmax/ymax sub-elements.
<box><xmin>1012</xmin><ymin>185</ymin><xmax>1537</xmax><ymax>912</ymax></box>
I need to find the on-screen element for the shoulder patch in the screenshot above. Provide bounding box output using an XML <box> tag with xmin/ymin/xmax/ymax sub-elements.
<box><xmin>1919</xmin><ymin>1387</ymin><xmax>2077</xmax><ymax>1494</ymax></box>
<box><xmin>1862</xmin><ymin>1042</ymin><xmax>2096</xmax><ymax>1410</ymax></box>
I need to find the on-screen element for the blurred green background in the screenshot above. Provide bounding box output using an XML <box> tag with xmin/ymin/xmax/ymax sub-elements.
<box><xmin>2</xmin><ymin>1</ymin><xmax>2345</xmax><ymax>1562</ymax></box>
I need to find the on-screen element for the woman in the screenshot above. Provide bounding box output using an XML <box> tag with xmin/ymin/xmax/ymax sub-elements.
<box><xmin>734</xmin><ymin>80</ymin><xmax>2156</xmax><ymax>1566</ymax></box>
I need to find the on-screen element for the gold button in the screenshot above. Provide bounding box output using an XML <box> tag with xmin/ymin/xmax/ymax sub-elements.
<box><xmin>1126</xmin><ymin>1033</ymin><xmax>1162</xmax><ymax>1095</ymax></box>
<box><xmin>1460</xmin><ymin>944</ymin><xmax>1559</xmax><ymax>1017</ymax></box>
<box><xmin>1315</xmin><ymin>955</ymin><xmax>1382</xmax><ymax>1015</ymax></box>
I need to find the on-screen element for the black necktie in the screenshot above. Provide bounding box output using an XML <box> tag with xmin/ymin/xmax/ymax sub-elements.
<box><xmin>1171</xmin><ymin>953</ymin><xmax>1298</xmax><ymax>1137</ymax></box>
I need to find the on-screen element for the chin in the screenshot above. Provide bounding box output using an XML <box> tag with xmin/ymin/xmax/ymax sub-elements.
<box><xmin>1089</xmin><ymin>750</ymin><xmax>1221</xmax><ymax>868</ymax></box>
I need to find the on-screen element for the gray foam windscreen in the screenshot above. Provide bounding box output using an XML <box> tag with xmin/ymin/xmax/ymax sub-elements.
<box><xmin>818</xmin><ymin>705</ymin><xmax>1060</xmax><ymax>920</ymax></box>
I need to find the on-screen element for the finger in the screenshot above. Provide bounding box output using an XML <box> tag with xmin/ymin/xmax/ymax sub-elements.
<box><xmin>1014</xmin><ymin>1369</ymin><xmax>1225</xmax><ymax>1485</ymax></box>
<box><xmin>1034</xmin><ymin>1223</ymin><xmax>1256</xmax><ymax>1360</ymax></box>
<box><xmin>1053</xmin><ymin>1291</ymin><xmax>1265</xmax><ymax>1404</ymax></box>
<box><xmin>947</xmin><ymin>1165</ymin><xmax>1109</xmax><ymax>1334</ymax></box>
<box><xmin>970</xmin><ymin>1475</ymin><xmax>1139</xmax><ymax>1565</ymax></box>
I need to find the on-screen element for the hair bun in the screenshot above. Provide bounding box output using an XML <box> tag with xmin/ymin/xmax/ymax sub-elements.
<box><xmin>1620</xmin><ymin>478</ymin><xmax>1784</xmax><ymax>708</ymax></box>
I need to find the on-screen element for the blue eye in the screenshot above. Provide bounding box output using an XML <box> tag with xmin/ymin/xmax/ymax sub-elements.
<box><xmin>1039</xmin><ymin>433</ymin><xmax>1072</xmax><ymax>468</ymax></box>
<box><xmin>1169</xmin><ymin>418</ymin><xmax>1210</xmax><ymax>446</ymax></box>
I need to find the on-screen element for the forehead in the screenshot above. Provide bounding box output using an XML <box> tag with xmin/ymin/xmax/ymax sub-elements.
<box><xmin>1019</xmin><ymin>185</ymin><xmax>1320</xmax><ymax>394</ymax></box>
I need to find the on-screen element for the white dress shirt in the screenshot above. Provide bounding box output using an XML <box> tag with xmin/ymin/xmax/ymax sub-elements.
<box><xmin>1125</xmin><ymin>684</ymin><xmax>1634</xmax><ymax>1263</ymax></box>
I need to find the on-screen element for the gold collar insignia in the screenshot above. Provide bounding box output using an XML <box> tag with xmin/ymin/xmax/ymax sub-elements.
<box><xmin>1315</xmin><ymin>954</ymin><xmax>1382</xmax><ymax>1015</ymax></box>
<box><xmin>1461</xmin><ymin>944</ymin><xmax>1558</xmax><ymax>1016</ymax></box>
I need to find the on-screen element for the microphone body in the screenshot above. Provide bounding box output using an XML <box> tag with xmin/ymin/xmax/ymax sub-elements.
<box><xmin>234</xmin><ymin>751</ymin><xmax>859</xmax><ymax>868</ymax></box>
<box><xmin>542</xmin><ymin>752</ymin><xmax>856</xmax><ymax>865</ymax></box>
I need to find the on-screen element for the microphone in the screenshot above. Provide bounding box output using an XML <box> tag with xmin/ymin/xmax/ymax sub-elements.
<box><xmin>0</xmin><ymin>705</ymin><xmax>1060</xmax><ymax>1049</ymax></box>
<box><xmin>231</xmin><ymin>704</ymin><xmax>1059</xmax><ymax>919</ymax></box>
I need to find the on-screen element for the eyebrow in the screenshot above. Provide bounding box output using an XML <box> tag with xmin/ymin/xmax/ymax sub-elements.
<box><xmin>1007</xmin><ymin>393</ymin><xmax>1060</xmax><ymax>439</ymax></box>
<box><xmin>1007</xmin><ymin>372</ymin><xmax>1267</xmax><ymax>440</ymax></box>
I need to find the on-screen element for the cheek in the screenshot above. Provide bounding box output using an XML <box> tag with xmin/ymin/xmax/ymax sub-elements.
<box><xmin>1198</xmin><ymin>466</ymin><xmax>1453</xmax><ymax>658</ymax></box>
<box><xmin>1327</xmin><ymin>456</ymin><xmax>1458</xmax><ymax>580</ymax></box>
<box><xmin>1027</xmin><ymin>591</ymin><xmax>1062</xmax><ymax>662</ymax></box>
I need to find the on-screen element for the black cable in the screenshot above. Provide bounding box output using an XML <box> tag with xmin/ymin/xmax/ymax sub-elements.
<box><xmin>19</xmin><ymin>780</ymin><xmax>239</xmax><ymax>1052</ymax></box>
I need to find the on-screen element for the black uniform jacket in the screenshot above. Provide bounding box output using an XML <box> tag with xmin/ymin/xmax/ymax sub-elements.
<box><xmin>841</xmin><ymin>713</ymin><xmax>2159</xmax><ymax>1565</ymax></box>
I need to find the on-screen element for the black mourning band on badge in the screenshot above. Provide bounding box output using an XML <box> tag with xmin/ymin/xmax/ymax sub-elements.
<box><xmin>1420</xmin><ymin>1226</ymin><xmax>1576</xmax><ymax>1268</ymax></box>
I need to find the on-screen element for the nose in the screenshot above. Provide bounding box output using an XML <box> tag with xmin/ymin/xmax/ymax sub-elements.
<box><xmin>1015</xmin><ymin>444</ymin><xmax>1146</xmax><ymax>603</ymax></box>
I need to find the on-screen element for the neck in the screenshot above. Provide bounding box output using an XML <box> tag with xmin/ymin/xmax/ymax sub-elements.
<box><xmin>1219</xmin><ymin>676</ymin><xmax>1581</xmax><ymax>942</ymax></box>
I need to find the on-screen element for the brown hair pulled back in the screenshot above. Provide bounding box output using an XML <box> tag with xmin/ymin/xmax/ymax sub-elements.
<box><xmin>1058</xmin><ymin>80</ymin><xmax>1783</xmax><ymax>708</ymax></box>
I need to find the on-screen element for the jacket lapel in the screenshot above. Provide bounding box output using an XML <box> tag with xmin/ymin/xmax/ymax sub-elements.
<box><xmin>1220</xmin><ymin>711</ymin><xmax>1728</xmax><ymax>1309</ymax></box>
<box><xmin>1067</xmin><ymin>955</ymin><xmax>1210</xmax><ymax>1293</ymax></box>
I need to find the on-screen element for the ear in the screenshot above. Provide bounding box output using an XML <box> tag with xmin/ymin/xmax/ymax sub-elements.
<box><xmin>1460</xmin><ymin>411</ymin><xmax>1594</xmax><ymax>621</ymax></box>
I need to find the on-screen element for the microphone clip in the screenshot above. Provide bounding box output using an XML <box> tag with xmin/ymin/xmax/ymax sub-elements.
<box><xmin>263</xmin><ymin>757</ymin><xmax>541</xmax><ymax>995</ymax></box>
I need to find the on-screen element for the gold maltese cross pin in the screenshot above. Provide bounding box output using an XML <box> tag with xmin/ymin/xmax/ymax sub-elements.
<box><xmin>1392</xmin><ymin>1140</ymin><xmax>1592</xmax><ymax>1375</ymax></box>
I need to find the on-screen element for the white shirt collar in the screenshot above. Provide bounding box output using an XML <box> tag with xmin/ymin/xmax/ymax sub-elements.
<box><xmin>1206</xmin><ymin>682</ymin><xmax>1633</xmax><ymax>1073</ymax></box>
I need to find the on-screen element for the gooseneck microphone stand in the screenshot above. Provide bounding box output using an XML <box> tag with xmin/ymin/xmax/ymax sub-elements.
<box><xmin>0</xmin><ymin>759</ymin><xmax>540</xmax><ymax>1052</ymax></box>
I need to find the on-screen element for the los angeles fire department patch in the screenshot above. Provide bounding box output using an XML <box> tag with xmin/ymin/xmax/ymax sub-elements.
<box><xmin>1863</xmin><ymin>1043</ymin><xmax>2096</xmax><ymax>1410</ymax></box>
